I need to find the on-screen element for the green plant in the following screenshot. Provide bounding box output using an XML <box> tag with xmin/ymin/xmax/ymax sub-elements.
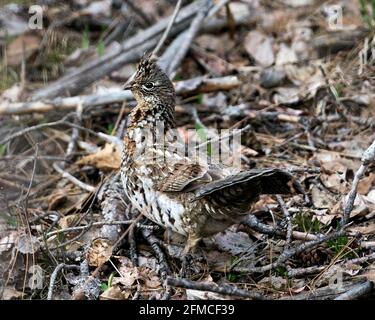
<box><xmin>0</xmin><ymin>212</ymin><xmax>18</xmax><ymax>227</ymax></box>
<box><xmin>226</xmin><ymin>272</ymin><xmax>239</xmax><ymax>282</ymax></box>
<box><xmin>97</xmin><ymin>35</ymin><xmax>105</xmax><ymax>57</ymax></box>
<box><xmin>359</xmin><ymin>0</ymin><xmax>375</xmax><ymax>30</ymax></box>
<box><xmin>195</xmin><ymin>122</ymin><xmax>212</xmax><ymax>156</ymax></box>
<box><xmin>107</xmin><ymin>123</ymin><xmax>115</xmax><ymax>135</ymax></box>
<box><xmin>0</xmin><ymin>144</ymin><xmax>6</xmax><ymax>157</ymax></box>
<box><xmin>100</xmin><ymin>272</ymin><xmax>115</xmax><ymax>292</ymax></box>
<box><xmin>196</xmin><ymin>93</ymin><xmax>204</xmax><ymax>105</ymax></box>
<box><xmin>82</xmin><ymin>25</ymin><xmax>90</xmax><ymax>49</ymax></box>
<box><xmin>327</xmin><ymin>236</ymin><xmax>360</xmax><ymax>259</ymax></box>
<box><xmin>293</xmin><ymin>213</ymin><xmax>323</xmax><ymax>233</ymax></box>
<box><xmin>275</xmin><ymin>266</ymin><xmax>288</xmax><ymax>278</ymax></box>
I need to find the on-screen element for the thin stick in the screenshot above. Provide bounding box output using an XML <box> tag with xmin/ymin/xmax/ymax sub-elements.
<box><xmin>167</xmin><ymin>0</ymin><xmax>212</xmax><ymax>77</ymax></box>
<box><xmin>1</xmin><ymin>116</ymin><xmax>121</xmax><ymax>148</ymax></box>
<box><xmin>52</xmin><ymin>162</ymin><xmax>95</xmax><ymax>192</ymax></box>
<box><xmin>123</xmin><ymin>0</ymin><xmax>154</xmax><ymax>27</ymax></box>
<box><xmin>47</xmin><ymin>263</ymin><xmax>79</xmax><ymax>300</ymax></box>
<box><xmin>64</xmin><ymin>103</ymin><xmax>83</xmax><ymax>165</ymax></box>
<box><xmin>341</xmin><ymin>139</ymin><xmax>375</xmax><ymax>226</ymax></box>
<box><xmin>233</xmin><ymin>230</ymin><xmax>345</xmax><ymax>274</ymax></box>
<box><xmin>152</xmin><ymin>0</ymin><xmax>184</xmax><ymax>57</ymax></box>
<box><xmin>41</xmin><ymin>220</ymin><xmax>157</xmax><ymax>240</ymax></box>
<box><xmin>0</xmin><ymin>114</ymin><xmax>73</xmax><ymax>145</ymax></box>
<box><xmin>276</xmin><ymin>195</ymin><xmax>292</xmax><ymax>247</ymax></box>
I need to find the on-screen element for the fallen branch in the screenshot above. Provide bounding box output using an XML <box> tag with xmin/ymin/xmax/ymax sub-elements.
<box><xmin>166</xmin><ymin>277</ymin><xmax>267</xmax><ymax>300</ymax></box>
<box><xmin>31</xmin><ymin>1</ymin><xmax>203</xmax><ymax>100</ymax></box>
<box><xmin>334</xmin><ymin>281</ymin><xmax>373</xmax><ymax>300</ymax></box>
<box><xmin>0</xmin><ymin>76</ymin><xmax>241</xmax><ymax>116</ymax></box>
<box><xmin>281</xmin><ymin>279</ymin><xmax>368</xmax><ymax>300</ymax></box>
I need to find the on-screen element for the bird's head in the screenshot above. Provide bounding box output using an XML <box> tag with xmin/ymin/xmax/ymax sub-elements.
<box><xmin>124</xmin><ymin>54</ymin><xmax>175</xmax><ymax>106</ymax></box>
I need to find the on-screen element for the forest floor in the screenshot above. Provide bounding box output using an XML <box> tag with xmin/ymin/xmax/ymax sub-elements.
<box><xmin>0</xmin><ymin>0</ymin><xmax>375</xmax><ymax>300</ymax></box>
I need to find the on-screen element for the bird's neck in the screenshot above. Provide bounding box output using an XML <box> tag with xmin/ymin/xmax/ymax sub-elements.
<box><xmin>123</xmin><ymin>100</ymin><xmax>176</xmax><ymax>162</ymax></box>
<box><xmin>128</xmin><ymin>99</ymin><xmax>176</xmax><ymax>131</ymax></box>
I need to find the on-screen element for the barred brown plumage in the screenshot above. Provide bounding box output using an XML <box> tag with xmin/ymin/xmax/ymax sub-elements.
<box><xmin>121</xmin><ymin>55</ymin><xmax>304</xmax><ymax>253</ymax></box>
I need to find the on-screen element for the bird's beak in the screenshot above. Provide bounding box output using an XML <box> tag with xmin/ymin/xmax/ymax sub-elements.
<box><xmin>123</xmin><ymin>80</ymin><xmax>134</xmax><ymax>90</ymax></box>
<box><xmin>123</xmin><ymin>72</ymin><xmax>136</xmax><ymax>90</ymax></box>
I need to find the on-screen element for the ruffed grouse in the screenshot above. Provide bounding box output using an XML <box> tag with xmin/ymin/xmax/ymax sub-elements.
<box><xmin>121</xmin><ymin>55</ymin><xmax>303</xmax><ymax>253</ymax></box>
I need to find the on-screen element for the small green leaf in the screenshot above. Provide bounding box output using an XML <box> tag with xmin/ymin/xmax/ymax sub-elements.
<box><xmin>107</xmin><ymin>123</ymin><xmax>115</xmax><ymax>135</ymax></box>
<box><xmin>195</xmin><ymin>122</ymin><xmax>212</xmax><ymax>156</ymax></box>
<box><xmin>97</xmin><ymin>38</ymin><xmax>105</xmax><ymax>57</ymax></box>
<box><xmin>0</xmin><ymin>144</ymin><xmax>6</xmax><ymax>156</ymax></box>
<box><xmin>82</xmin><ymin>25</ymin><xmax>90</xmax><ymax>49</ymax></box>
<box><xmin>196</xmin><ymin>94</ymin><xmax>204</xmax><ymax>105</ymax></box>
<box><xmin>100</xmin><ymin>283</ymin><xmax>109</xmax><ymax>292</ymax></box>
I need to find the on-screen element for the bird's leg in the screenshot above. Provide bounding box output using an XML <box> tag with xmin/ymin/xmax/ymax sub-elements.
<box><xmin>179</xmin><ymin>234</ymin><xmax>201</xmax><ymax>278</ymax></box>
<box><xmin>183</xmin><ymin>234</ymin><xmax>201</xmax><ymax>255</ymax></box>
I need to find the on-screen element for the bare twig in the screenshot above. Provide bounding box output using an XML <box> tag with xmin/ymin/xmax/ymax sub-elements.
<box><xmin>64</xmin><ymin>103</ymin><xmax>83</xmax><ymax>165</ymax></box>
<box><xmin>166</xmin><ymin>0</ymin><xmax>212</xmax><ymax>77</ymax></box>
<box><xmin>1</xmin><ymin>116</ymin><xmax>121</xmax><ymax>148</ymax></box>
<box><xmin>47</xmin><ymin>263</ymin><xmax>79</xmax><ymax>300</ymax></box>
<box><xmin>281</xmin><ymin>279</ymin><xmax>367</xmax><ymax>300</ymax></box>
<box><xmin>233</xmin><ymin>230</ymin><xmax>345</xmax><ymax>274</ymax></box>
<box><xmin>287</xmin><ymin>265</ymin><xmax>326</xmax><ymax>278</ymax></box>
<box><xmin>244</xmin><ymin>215</ymin><xmax>317</xmax><ymax>241</ymax></box>
<box><xmin>123</xmin><ymin>0</ymin><xmax>154</xmax><ymax>27</ymax></box>
<box><xmin>166</xmin><ymin>277</ymin><xmax>267</xmax><ymax>300</ymax></box>
<box><xmin>276</xmin><ymin>195</ymin><xmax>292</xmax><ymax>247</ymax></box>
<box><xmin>0</xmin><ymin>114</ymin><xmax>73</xmax><ymax>145</ymax></box>
<box><xmin>41</xmin><ymin>220</ymin><xmax>157</xmax><ymax>241</ymax></box>
<box><xmin>341</xmin><ymin>139</ymin><xmax>375</xmax><ymax>226</ymax></box>
<box><xmin>52</xmin><ymin>162</ymin><xmax>95</xmax><ymax>193</ymax></box>
<box><xmin>152</xmin><ymin>0</ymin><xmax>184</xmax><ymax>57</ymax></box>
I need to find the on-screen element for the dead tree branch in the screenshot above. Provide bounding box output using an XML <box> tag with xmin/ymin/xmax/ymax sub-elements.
<box><xmin>0</xmin><ymin>76</ymin><xmax>241</xmax><ymax>116</ymax></box>
<box><xmin>166</xmin><ymin>277</ymin><xmax>267</xmax><ymax>300</ymax></box>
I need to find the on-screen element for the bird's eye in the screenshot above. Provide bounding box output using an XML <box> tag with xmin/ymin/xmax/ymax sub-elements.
<box><xmin>143</xmin><ymin>82</ymin><xmax>154</xmax><ymax>90</ymax></box>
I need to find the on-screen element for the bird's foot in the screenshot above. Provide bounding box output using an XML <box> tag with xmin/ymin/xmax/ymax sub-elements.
<box><xmin>179</xmin><ymin>254</ymin><xmax>194</xmax><ymax>278</ymax></box>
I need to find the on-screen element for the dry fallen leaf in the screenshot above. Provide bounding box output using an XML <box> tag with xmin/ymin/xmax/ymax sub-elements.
<box><xmin>17</xmin><ymin>234</ymin><xmax>41</xmax><ymax>254</ymax></box>
<box><xmin>276</xmin><ymin>43</ymin><xmax>298</xmax><ymax>66</ymax></box>
<box><xmin>244</xmin><ymin>31</ymin><xmax>274</xmax><ymax>67</ymax></box>
<box><xmin>86</xmin><ymin>238</ymin><xmax>113</xmax><ymax>267</ymax></box>
<box><xmin>6</xmin><ymin>33</ymin><xmax>41</xmax><ymax>66</ymax></box>
<box><xmin>116</xmin><ymin>257</ymin><xmax>162</xmax><ymax>293</ymax></box>
<box><xmin>214</xmin><ymin>229</ymin><xmax>255</xmax><ymax>256</ymax></box>
<box><xmin>2</xmin><ymin>287</ymin><xmax>25</xmax><ymax>300</ymax></box>
<box><xmin>100</xmin><ymin>285</ymin><xmax>131</xmax><ymax>300</ymax></box>
<box><xmin>0</xmin><ymin>231</ymin><xmax>18</xmax><ymax>254</ymax></box>
<box><xmin>77</xmin><ymin>143</ymin><xmax>120</xmax><ymax>171</ymax></box>
<box><xmin>58</xmin><ymin>214</ymin><xmax>81</xmax><ymax>229</ymax></box>
<box><xmin>348</xmin><ymin>222</ymin><xmax>375</xmax><ymax>235</ymax></box>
